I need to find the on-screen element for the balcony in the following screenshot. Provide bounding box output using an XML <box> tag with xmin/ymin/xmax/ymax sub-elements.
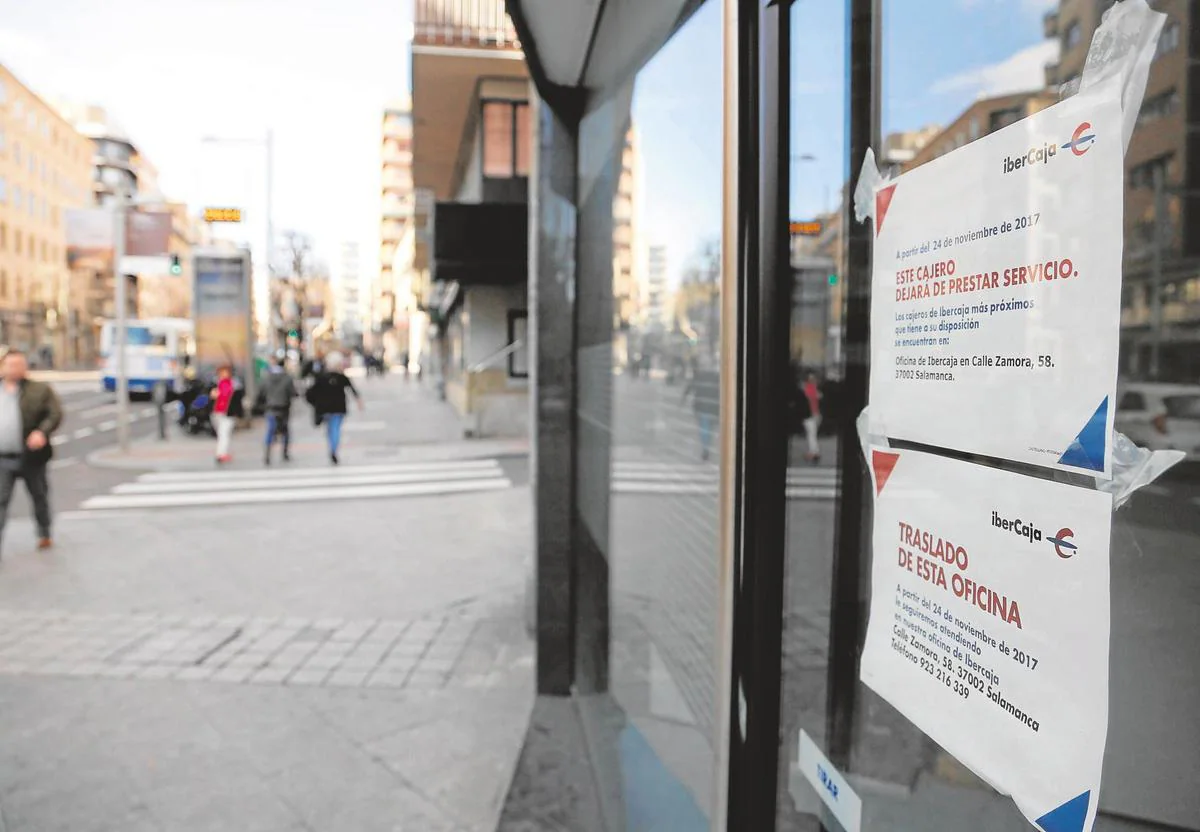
<box><xmin>432</xmin><ymin>202</ymin><xmax>527</xmax><ymax>286</ymax></box>
<box><xmin>413</xmin><ymin>0</ymin><xmax>519</xmax><ymax>50</ymax></box>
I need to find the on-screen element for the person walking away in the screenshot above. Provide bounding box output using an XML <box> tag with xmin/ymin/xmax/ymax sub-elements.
<box><xmin>260</xmin><ymin>358</ymin><xmax>298</xmax><ymax>465</ymax></box>
<box><xmin>306</xmin><ymin>354</ymin><xmax>362</xmax><ymax>465</ymax></box>
<box><xmin>211</xmin><ymin>366</ymin><xmax>236</xmax><ymax>464</ymax></box>
<box><xmin>803</xmin><ymin>371</ymin><xmax>823</xmax><ymax>464</ymax></box>
<box><xmin>0</xmin><ymin>349</ymin><xmax>63</xmax><ymax>556</ymax></box>
<box><xmin>681</xmin><ymin>357</ymin><xmax>720</xmax><ymax>462</ymax></box>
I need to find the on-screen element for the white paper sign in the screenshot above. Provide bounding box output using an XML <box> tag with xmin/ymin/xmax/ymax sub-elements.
<box><xmin>861</xmin><ymin>447</ymin><xmax>1112</xmax><ymax>832</ymax></box>
<box><xmin>868</xmin><ymin>82</ymin><xmax>1124</xmax><ymax>477</ymax></box>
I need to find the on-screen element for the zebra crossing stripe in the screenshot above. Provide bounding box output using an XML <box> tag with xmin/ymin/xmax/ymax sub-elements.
<box><xmin>113</xmin><ymin>467</ymin><xmax>507</xmax><ymax>495</ymax></box>
<box><xmin>139</xmin><ymin>458</ymin><xmax>502</xmax><ymax>484</ymax></box>
<box><xmin>80</xmin><ymin>477</ymin><xmax>511</xmax><ymax>511</ymax></box>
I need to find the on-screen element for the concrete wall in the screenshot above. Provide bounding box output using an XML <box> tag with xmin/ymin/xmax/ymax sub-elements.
<box><xmin>444</xmin><ymin>284</ymin><xmax>529</xmax><ymax>438</ymax></box>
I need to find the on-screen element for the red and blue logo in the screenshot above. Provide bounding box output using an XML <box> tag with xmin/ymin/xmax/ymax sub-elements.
<box><xmin>1062</xmin><ymin>122</ymin><xmax>1096</xmax><ymax>156</ymax></box>
<box><xmin>1048</xmin><ymin>528</ymin><xmax>1078</xmax><ymax>558</ymax></box>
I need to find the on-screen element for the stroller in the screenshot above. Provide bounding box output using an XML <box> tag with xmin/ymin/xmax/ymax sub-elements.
<box><xmin>177</xmin><ymin>379</ymin><xmax>216</xmax><ymax>437</ymax></box>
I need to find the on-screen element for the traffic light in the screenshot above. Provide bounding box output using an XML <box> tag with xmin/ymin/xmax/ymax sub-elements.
<box><xmin>169</xmin><ymin>254</ymin><xmax>183</xmax><ymax>276</ymax></box>
<box><xmin>828</xmin><ymin>273</ymin><xmax>838</xmax><ymax>286</ymax></box>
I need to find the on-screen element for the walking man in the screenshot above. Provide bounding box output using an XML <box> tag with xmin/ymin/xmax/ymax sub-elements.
<box><xmin>260</xmin><ymin>357</ymin><xmax>297</xmax><ymax>465</ymax></box>
<box><xmin>802</xmin><ymin>371</ymin><xmax>823</xmax><ymax>464</ymax></box>
<box><xmin>0</xmin><ymin>349</ymin><xmax>63</xmax><ymax>557</ymax></box>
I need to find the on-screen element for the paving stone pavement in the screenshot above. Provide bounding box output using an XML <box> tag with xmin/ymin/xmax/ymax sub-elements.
<box><xmin>0</xmin><ymin>607</ymin><xmax>523</xmax><ymax>692</ymax></box>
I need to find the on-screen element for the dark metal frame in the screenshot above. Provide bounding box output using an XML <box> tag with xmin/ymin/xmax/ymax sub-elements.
<box><xmin>727</xmin><ymin>0</ymin><xmax>879</xmax><ymax>827</ymax></box>
<box><xmin>726</xmin><ymin>0</ymin><xmax>791</xmax><ymax>828</ymax></box>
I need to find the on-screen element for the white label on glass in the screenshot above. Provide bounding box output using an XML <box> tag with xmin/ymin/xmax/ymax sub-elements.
<box><xmin>798</xmin><ymin>730</ymin><xmax>862</xmax><ymax>832</ymax></box>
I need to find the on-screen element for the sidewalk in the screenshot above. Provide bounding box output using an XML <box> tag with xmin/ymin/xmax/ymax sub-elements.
<box><xmin>0</xmin><ymin>374</ymin><xmax>535</xmax><ymax>831</ymax></box>
<box><xmin>90</xmin><ymin>374</ymin><xmax>529</xmax><ymax>473</ymax></box>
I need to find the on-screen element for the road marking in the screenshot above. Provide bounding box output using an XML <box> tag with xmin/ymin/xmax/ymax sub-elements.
<box><xmin>73</xmin><ymin>427</ymin><xmax>95</xmax><ymax>440</ymax></box>
<box><xmin>50</xmin><ymin>435</ymin><xmax>68</xmax><ymax>447</ymax></box>
<box><xmin>80</xmin><ymin>403</ymin><xmax>117</xmax><ymax>418</ymax></box>
<box><xmin>611</xmin><ymin>461</ymin><xmax>836</xmax><ymax>500</ymax></box>
<box><xmin>139</xmin><ymin>407</ymin><xmax>158</xmax><ymax>418</ymax></box>
<box><xmin>343</xmin><ymin>421</ymin><xmax>387</xmax><ymax>432</ymax></box>
<box><xmin>97</xmin><ymin>420</ymin><xmax>117</xmax><ymax>432</ymax></box>
<box><xmin>49</xmin><ymin>458</ymin><xmax>77</xmax><ymax>471</ymax></box>
<box><xmin>112</xmin><ymin>467</ymin><xmax>507</xmax><ymax>495</ymax></box>
<box><xmin>80</xmin><ymin>477</ymin><xmax>512</xmax><ymax>510</ymax></box>
<box><xmin>140</xmin><ymin>458</ymin><xmax>502</xmax><ymax>484</ymax></box>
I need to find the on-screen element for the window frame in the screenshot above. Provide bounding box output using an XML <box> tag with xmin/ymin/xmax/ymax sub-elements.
<box><xmin>506</xmin><ymin>308</ymin><xmax>529</xmax><ymax>378</ymax></box>
<box><xmin>480</xmin><ymin>98</ymin><xmax>531</xmax><ymax>179</ymax></box>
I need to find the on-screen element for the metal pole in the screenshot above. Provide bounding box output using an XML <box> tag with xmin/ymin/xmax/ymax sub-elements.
<box><xmin>114</xmin><ymin>195</ymin><xmax>130</xmax><ymax>452</ymax></box>
<box><xmin>265</xmin><ymin>129</ymin><xmax>275</xmax><ymax>350</ymax></box>
<box><xmin>1149</xmin><ymin>165</ymin><xmax>1166</xmax><ymax>380</ymax></box>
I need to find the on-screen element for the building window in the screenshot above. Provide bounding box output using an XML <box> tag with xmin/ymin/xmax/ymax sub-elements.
<box><xmin>1138</xmin><ymin>88</ymin><xmax>1179</xmax><ymax>125</ymax></box>
<box><xmin>14</xmin><ymin>231</ymin><xmax>21</xmax><ymax>255</ymax></box>
<box><xmin>968</xmin><ymin>117</ymin><xmax>980</xmax><ymax>141</ymax></box>
<box><xmin>0</xmin><ymin>271</ymin><xmax>6</xmax><ymax>298</ymax></box>
<box><xmin>1156</xmin><ymin>20</ymin><xmax>1179</xmax><ymax>59</ymax></box>
<box><xmin>481</xmin><ymin>100</ymin><xmax>531</xmax><ymax>177</ymax></box>
<box><xmin>0</xmin><ymin>126</ymin><xmax>5</xmax><ymax>153</ymax></box>
<box><xmin>28</xmin><ymin>151</ymin><xmax>35</xmax><ymax>175</ymax></box>
<box><xmin>1063</xmin><ymin>21</ymin><xmax>1082</xmax><ymax>50</ymax></box>
<box><xmin>507</xmin><ymin>310</ymin><xmax>529</xmax><ymax>378</ymax></box>
<box><xmin>0</xmin><ymin>175</ymin><xmax>5</xmax><ymax>205</ymax></box>
<box><xmin>989</xmin><ymin>106</ymin><xmax>1023</xmax><ymax>132</ymax></box>
<box><xmin>0</xmin><ymin>80</ymin><xmax>5</xmax><ymax>104</ymax></box>
<box><xmin>13</xmin><ymin>141</ymin><xmax>20</xmax><ymax>165</ymax></box>
<box><xmin>1130</xmin><ymin>153</ymin><xmax>1173</xmax><ymax>189</ymax></box>
<box><xmin>0</xmin><ymin>223</ymin><xmax>5</xmax><ymax>250</ymax></box>
<box><xmin>13</xmin><ymin>185</ymin><xmax>21</xmax><ymax>210</ymax></box>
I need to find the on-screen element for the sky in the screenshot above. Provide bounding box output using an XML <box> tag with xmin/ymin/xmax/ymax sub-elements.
<box><xmin>0</xmin><ymin>0</ymin><xmax>1060</xmax><ymax>300</ymax></box>
<box><xmin>632</xmin><ymin>0</ymin><xmax>1060</xmax><ymax>288</ymax></box>
<box><xmin>0</xmin><ymin>0</ymin><xmax>413</xmax><ymax>295</ymax></box>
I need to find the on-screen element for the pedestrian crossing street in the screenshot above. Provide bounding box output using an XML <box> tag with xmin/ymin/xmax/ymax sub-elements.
<box><xmin>612</xmin><ymin>461</ymin><xmax>837</xmax><ymax>500</ymax></box>
<box><xmin>74</xmin><ymin>458</ymin><xmax>514</xmax><ymax>514</ymax></box>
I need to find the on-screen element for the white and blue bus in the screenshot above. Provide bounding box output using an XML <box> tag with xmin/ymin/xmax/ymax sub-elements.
<box><xmin>99</xmin><ymin>318</ymin><xmax>194</xmax><ymax>397</ymax></box>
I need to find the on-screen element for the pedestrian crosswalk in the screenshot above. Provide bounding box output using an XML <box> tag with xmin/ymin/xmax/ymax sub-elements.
<box><xmin>612</xmin><ymin>461</ymin><xmax>837</xmax><ymax>500</ymax></box>
<box><xmin>74</xmin><ymin>458</ymin><xmax>514</xmax><ymax>513</ymax></box>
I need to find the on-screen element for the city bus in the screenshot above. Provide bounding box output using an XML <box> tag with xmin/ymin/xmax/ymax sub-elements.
<box><xmin>99</xmin><ymin>317</ymin><xmax>194</xmax><ymax>398</ymax></box>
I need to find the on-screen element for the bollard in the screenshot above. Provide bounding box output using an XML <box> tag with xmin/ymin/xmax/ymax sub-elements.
<box><xmin>153</xmin><ymin>382</ymin><xmax>168</xmax><ymax>441</ymax></box>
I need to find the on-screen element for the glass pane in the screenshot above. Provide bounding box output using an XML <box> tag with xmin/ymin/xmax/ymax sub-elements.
<box><xmin>482</xmin><ymin>101</ymin><xmax>514</xmax><ymax>177</ymax></box>
<box><xmin>779</xmin><ymin>0</ymin><xmax>1200</xmax><ymax>829</ymax></box>
<box><xmin>776</xmin><ymin>0</ymin><xmax>850</xmax><ymax>827</ymax></box>
<box><xmin>602</xmin><ymin>0</ymin><xmax>723</xmax><ymax>825</ymax></box>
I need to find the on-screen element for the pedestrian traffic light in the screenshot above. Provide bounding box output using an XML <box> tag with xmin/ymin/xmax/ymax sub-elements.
<box><xmin>169</xmin><ymin>254</ymin><xmax>183</xmax><ymax>276</ymax></box>
<box><xmin>828</xmin><ymin>273</ymin><xmax>838</xmax><ymax>286</ymax></box>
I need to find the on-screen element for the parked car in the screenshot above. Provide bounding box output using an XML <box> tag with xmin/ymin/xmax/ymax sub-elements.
<box><xmin>1114</xmin><ymin>382</ymin><xmax>1200</xmax><ymax>462</ymax></box>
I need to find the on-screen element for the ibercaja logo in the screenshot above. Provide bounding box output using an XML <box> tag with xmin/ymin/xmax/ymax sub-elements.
<box><xmin>991</xmin><ymin>512</ymin><xmax>1079</xmax><ymax>559</ymax></box>
<box><xmin>1002</xmin><ymin>121</ymin><xmax>1095</xmax><ymax>173</ymax></box>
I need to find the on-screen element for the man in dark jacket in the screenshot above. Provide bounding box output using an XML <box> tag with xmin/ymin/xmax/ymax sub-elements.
<box><xmin>0</xmin><ymin>349</ymin><xmax>63</xmax><ymax>556</ymax></box>
<box><xmin>259</xmin><ymin>357</ymin><xmax>297</xmax><ymax>465</ymax></box>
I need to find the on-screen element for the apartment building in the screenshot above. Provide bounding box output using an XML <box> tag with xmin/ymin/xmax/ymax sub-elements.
<box><xmin>411</xmin><ymin>0</ymin><xmax>531</xmax><ymax>436</ymax></box>
<box><xmin>1046</xmin><ymin>0</ymin><xmax>1199</xmax><ymax>379</ymax></box>
<box><xmin>613</xmin><ymin>126</ymin><xmax>642</xmax><ymax>367</ymax></box>
<box><xmin>0</xmin><ymin>65</ymin><xmax>94</xmax><ymax>365</ymax></box>
<box><xmin>378</xmin><ymin>102</ymin><xmax>413</xmax><ymax>354</ymax></box>
<box><xmin>901</xmin><ymin>90</ymin><xmax>1058</xmax><ymax>172</ymax></box>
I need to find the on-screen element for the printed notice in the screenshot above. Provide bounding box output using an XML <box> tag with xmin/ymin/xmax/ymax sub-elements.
<box><xmin>861</xmin><ymin>447</ymin><xmax>1112</xmax><ymax>832</ymax></box>
<box><xmin>868</xmin><ymin>80</ymin><xmax>1124</xmax><ymax>477</ymax></box>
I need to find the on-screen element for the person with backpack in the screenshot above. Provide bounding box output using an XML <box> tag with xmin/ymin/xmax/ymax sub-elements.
<box><xmin>257</xmin><ymin>357</ymin><xmax>298</xmax><ymax>465</ymax></box>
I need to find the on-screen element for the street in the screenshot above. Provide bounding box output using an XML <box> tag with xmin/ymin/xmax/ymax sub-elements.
<box><xmin>0</xmin><ymin>372</ymin><xmax>535</xmax><ymax>832</ymax></box>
